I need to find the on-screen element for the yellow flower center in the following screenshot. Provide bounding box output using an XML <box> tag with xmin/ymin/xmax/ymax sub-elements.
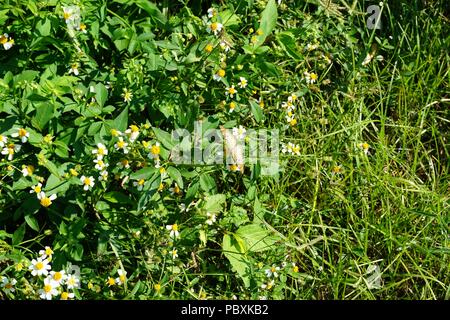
<box><xmin>210</xmin><ymin>22</ymin><xmax>218</xmax><ymax>31</ymax></box>
<box><xmin>174</xmin><ymin>185</ymin><xmax>180</xmax><ymax>194</ymax></box>
<box><xmin>98</xmin><ymin>148</ymin><xmax>106</xmax><ymax>155</ymax></box>
<box><xmin>0</xmin><ymin>35</ymin><xmax>7</xmax><ymax>44</ymax></box>
<box><xmin>228</xmin><ymin>87</ymin><xmax>236</xmax><ymax>95</ymax></box>
<box><xmin>362</xmin><ymin>143</ymin><xmax>369</xmax><ymax>150</ymax></box>
<box><xmin>158</xmin><ymin>183</ymin><xmax>164</xmax><ymax>191</ymax></box>
<box><xmin>217</xmin><ymin>69</ymin><xmax>225</xmax><ymax>77</ymax></box>
<box><xmin>205</xmin><ymin>44</ymin><xmax>213</xmax><ymax>53</ymax></box>
<box><xmin>229</xmin><ymin>102</ymin><xmax>236</xmax><ymax>109</ymax></box>
<box><xmin>63</xmin><ymin>12</ymin><xmax>71</xmax><ymax>20</ymax></box>
<box><xmin>41</xmin><ymin>197</ymin><xmax>52</xmax><ymax>207</ymax></box>
<box><xmin>159</xmin><ymin>167</ymin><xmax>166</xmax><ymax>174</ymax></box>
<box><xmin>68</xmin><ymin>278</ymin><xmax>75</xmax><ymax>286</ymax></box>
<box><xmin>117</xmin><ymin>140</ymin><xmax>125</xmax><ymax>148</ymax></box>
<box><xmin>34</xmin><ymin>186</ymin><xmax>42</xmax><ymax>193</ymax></box>
<box><xmin>61</xmin><ymin>292</ymin><xmax>69</xmax><ymax>300</ymax></box>
<box><xmin>293</xmin><ymin>266</ymin><xmax>299</xmax><ymax>273</ymax></box>
<box><xmin>70</xmin><ymin>169</ymin><xmax>79</xmax><ymax>176</ymax></box>
<box><xmin>108</xmin><ymin>277</ymin><xmax>115</xmax><ymax>286</ymax></box>
<box><xmin>172</xmin><ymin>224</ymin><xmax>179</xmax><ymax>231</ymax></box>
<box><xmin>18</xmin><ymin>128</ymin><xmax>27</xmax><ymax>137</ymax></box>
<box><xmin>79</xmin><ymin>23</ymin><xmax>86</xmax><ymax>31</ymax></box>
<box><xmin>44</xmin><ymin>284</ymin><xmax>52</xmax><ymax>293</ymax></box>
<box><xmin>290</xmin><ymin>118</ymin><xmax>297</xmax><ymax>126</ymax></box>
<box><xmin>138</xmin><ymin>179</ymin><xmax>145</xmax><ymax>186</ymax></box>
<box><xmin>154</xmin><ymin>284</ymin><xmax>161</xmax><ymax>291</ymax></box>
<box><xmin>5</xmin><ymin>283</ymin><xmax>13</xmax><ymax>289</ymax></box>
<box><xmin>271</xmin><ymin>267</ymin><xmax>276</xmax><ymax>273</ymax></box>
<box><xmin>310</xmin><ymin>73</ymin><xmax>318</xmax><ymax>81</ymax></box>
<box><xmin>53</xmin><ymin>272</ymin><xmax>62</xmax><ymax>281</ymax></box>
<box><xmin>119</xmin><ymin>275</ymin><xmax>126</xmax><ymax>283</ymax></box>
<box><xmin>111</xmin><ymin>129</ymin><xmax>119</xmax><ymax>137</ymax></box>
<box><xmin>36</xmin><ymin>262</ymin><xmax>44</xmax><ymax>270</ymax></box>
<box><xmin>130</xmin><ymin>125</ymin><xmax>139</xmax><ymax>132</ymax></box>
<box><xmin>84</xmin><ymin>178</ymin><xmax>92</xmax><ymax>186</ymax></box>
<box><xmin>151</xmin><ymin>145</ymin><xmax>160</xmax><ymax>155</ymax></box>
<box><xmin>256</xmin><ymin>29</ymin><xmax>263</xmax><ymax>36</ymax></box>
<box><xmin>121</xmin><ymin>160</ymin><xmax>129</xmax><ymax>167</ymax></box>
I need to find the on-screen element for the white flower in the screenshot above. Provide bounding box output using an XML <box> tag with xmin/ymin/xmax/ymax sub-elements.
<box><xmin>39</xmin><ymin>277</ymin><xmax>59</xmax><ymax>300</ymax></box>
<box><xmin>29</xmin><ymin>257</ymin><xmax>51</xmax><ymax>277</ymax></box>
<box><xmin>238</xmin><ymin>77</ymin><xmax>248</xmax><ymax>89</ymax></box>
<box><xmin>94</xmin><ymin>158</ymin><xmax>108</xmax><ymax>171</ymax></box>
<box><xmin>122</xmin><ymin>88</ymin><xmax>133</xmax><ymax>103</ymax></box>
<box><xmin>1</xmin><ymin>143</ymin><xmax>21</xmax><ymax>161</ymax></box>
<box><xmin>0</xmin><ymin>33</ymin><xmax>14</xmax><ymax>50</ymax></box>
<box><xmin>213</xmin><ymin>69</ymin><xmax>226</xmax><ymax>81</ymax></box>
<box><xmin>114</xmin><ymin>137</ymin><xmax>129</xmax><ymax>154</ymax></box>
<box><xmin>207</xmin><ymin>8</ymin><xmax>216</xmax><ymax>18</ymax></box>
<box><xmin>170</xmin><ymin>248</ymin><xmax>178</xmax><ymax>259</ymax></box>
<box><xmin>1</xmin><ymin>277</ymin><xmax>17</xmax><ymax>294</ymax></box>
<box><xmin>118</xmin><ymin>159</ymin><xmax>130</xmax><ymax>169</ymax></box>
<box><xmin>30</xmin><ymin>183</ymin><xmax>43</xmax><ymax>194</ymax></box>
<box><xmin>133</xmin><ymin>179</ymin><xmax>145</xmax><ymax>191</ymax></box>
<box><xmin>37</xmin><ymin>192</ymin><xmax>57</xmax><ymax>207</ymax></box>
<box><xmin>80</xmin><ymin>175</ymin><xmax>95</xmax><ymax>191</ymax></box>
<box><xmin>265</xmin><ymin>265</ymin><xmax>280</xmax><ymax>278</ymax></box>
<box><xmin>205</xmin><ymin>212</ymin><xmax>216</xmax><ymax>225</ymax></box>
<box><xmin>68</xmin><ymin>62</ymin><xmax>79</xmax><ymax>75</ymax></box>
<box><xmin>359</xmin><ymin>142</ymin><xmax>370</xmax><ymax>155</ymax></box>
<box><xmin>66</xmin><ymin>274</ymin><xmax>80</xmax><ymax>289</ymax></box>
<box><xmin>0</xmin><ymin>135</ymin><xmax>7</xmax><ymax>148</ymax></box>
<box><xmin>304</xmin><ymin>71</ymin><xmax>318</xmax><ymax>84</ymax></box>
<box><xmin>166</xmin><ymin>224</ymin><xmax>180</xmax><ymax>239</ymax></box>
<box><xmin>169</xmin><ymin>183</ymin><xmax>181</xmax><ymax>195</ymax></box>
<box><xmin>207</xmin><ymin>22</ymin><xmax>223</xmax><ymax>35</ymax></box>
<box><xmin>60</xmin><ymin>291</ymin><xmax>75</xmax><ymax>300</ymax></box>
<box><xmin>98</xmin><ymin>170</ymin><xmax>109</xmax><ymax>181</ymax></box>
<box><xmin>125</xmin><ymin>125</ymin><xmax>139</xmax><ymax>143</ymax></box>
<box><xmin>49</xmin><ymin>270</ymin><xmax>66</xmax><ymax>286</ymax></box>
<box><xmin>115</xmin><ymin>269</ymin><xmax>127</xmax><ymax>285</ymax></box>
<box><xmin>39</xmin><ymin>246</ymin><xmax>54</xmax><ymax>259</ymax></box>
<box><xmin>225</xmin><ymin>85</ymin><xmax>237</xmax><ymax>98</ymax></box>
<box><xmin>261</xmin><ymin>280</ymin><xmax>275</xmax><ymax>290</ymax></box>
<box><xmin>219</xmin><ymin>41</ymin><xmax>231</xmax><ymax>52</ymax></box>
<box><xmin>21</xmin><ymin>165</ymin><xmax>34</xmax><ymax>177</ymax></box>
<box><xmin>11</xmin><ymin>128</ymin><xmax>29</xmax><ymax>143</ymax></box>
<box><xmin>92</xmin><ymin>143</ymin><xmax>108</xmax><ymax>159</ymax></box>
<box><xmin>232</xmin><ymin>125</ymin><xmax>246</xmax><ymax>140</ymax></box>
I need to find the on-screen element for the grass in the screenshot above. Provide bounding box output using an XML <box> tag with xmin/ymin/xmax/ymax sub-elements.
<box><xmin>0</xmin><ymin>0</ymin><xmax>448</xmax><ymax>300</ymax></box>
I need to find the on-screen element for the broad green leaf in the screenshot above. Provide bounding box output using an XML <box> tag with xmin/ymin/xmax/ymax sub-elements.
<box><xmin>95</xmin><ymin>83</ymin><xmax>108</xmax><ymax>107</ymax></box>
<box><xmin>32</xmin><ymin>103</ymin><xmax>54</xmax><ymax>131</ymax></box>
<box><xmin>249</xmin><ymin>100</ymin><xmax>264</xmax><ymax>123</ymax></box>
<box><xmin>130</xmin><ymin>167</ymin><xmax>157</xmax><ymax>180</ymax></box>
<box><xmin>255</xmin><ymin>0</ymin><xmax>278</xmax><ymax>48</ymax></box>
<box><xmin>222</xmin><ymin>234</ymin><xmax>251</xmax><ymax>287</ymax></box>
<box><xmin>103</xmin><ymin>191</ymin><xmax>133</xmax><ymax>204</ymax></box>
<box><xmin>235</xmin><ymin>223</ymin><xmax>280</xmax><ymax>252</ymax></box>
<box><xmin>204</xmin><ymin>194</ymin><xmax>226</xmax><ymax>213</ymax></box>
<box><xmin>114</xmin><ymin>105</ymin><xmax>129</xmax><ymax>132</ymax></box>
<box><xmin>24</xmin><ymin>214</ymin><xmax>39</xmax><ymax>232</ymax></box>
<box><xmin>12</xmin><ymin>224</ymin><xmax>26</xmax><ymax>246</ymax></box>
<box><xmin>153</xmin><ymin>127</ymin><xmax>174</xmax><ymax>149</ymax></box>
<box><xmin>167</xmin><ymin>167</ymin><xmax>183</xmax><ymax>189</ymax></box>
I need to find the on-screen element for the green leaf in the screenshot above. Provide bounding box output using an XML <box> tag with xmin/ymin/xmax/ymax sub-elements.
<box><xmin>114</xmin><ymin>105</ymin><xmax>129</xmax><ymax>132</ymax></box>
<box><xmin>130</xmin><ymin>167</ymin><xmax>157</xmax><ymax>180</ymax></box>
<box><xmin>103</xmin><ymin>191</ymin><xmax>133</xmax><ymax>204</ymax></box>
<box><xmin>249</xmin><ymin>100</ymin><xmax>264</xmax><ymax>123</ymax></box>
<box><xmin>25</xmin><ymin>214</ymin><xmax>39</xmax><ymax>232</ymax></box>
<box><xmin>12</xmin><ymin>224</ymin><xmax>26</xmax><ymax>246</ymax></box>
<box><xmin>235</xmin><ymin>223</ymin><xmax>280</xmax><ymax>252</ymax></box>
<box><xmin>222</xmin><ymin>234</ymin><xmax>251</xmax><ymax>287</ymax></box>
<box><xmin>95</xmin><ymin>83</ymin><xmax>108</xmax><ymax>107</ymax></box>
<box><xmin>200</xmin><ymin>173</ymin><xmax>216</xmax><ymax>193</ymax></box>
<box><xmin>204</xmin><ymin>194</ymin><xmax>226</xmax><ymax>213</ymax></box>
<box><xmin>32</xmin><ymin>103</ymin><xmax>54</xmax><ymax>131</ymax></box>
<box><xmin>167</xmin><ymin>167</ymin><xmax>183</xmax><ymax>189</ymax></box>
<box><xmin>276</xmin><ymin>31</ymin><xmax>302</xmax><ymax>60</ymax></box>
<box><xmin>255</xmin><ymin>0</ymin><xmax>278</xmax><ymax>48</ymax></box>
<box><xmin>153</xmin><ymin>127</ymin><xmax>174</xmax><ymax>149</ymax></box>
